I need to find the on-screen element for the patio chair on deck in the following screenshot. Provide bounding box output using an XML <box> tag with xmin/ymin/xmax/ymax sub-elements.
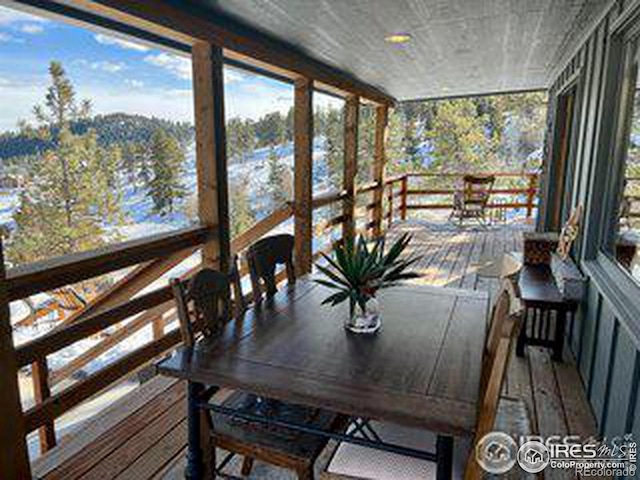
<box><xmin>173</xmin><ymin>241</ymin><xmax>349</xmax><ymax>480</ymax></box>
<box><xmin>320</xmin><ymin>280</ymin><xmax>525</xmax><ymax>480</ymax></box>
<box><xmin>246</xmin><ymin>233</ymin><xmax>296</xmax><ymax>304</ymax></box>
<box><xmin>450</xmin><ymin>174</ymin><xmax>495</xmax><ymax>227</ymax></box>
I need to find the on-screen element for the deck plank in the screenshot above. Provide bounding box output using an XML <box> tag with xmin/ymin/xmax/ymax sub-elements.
<box><xmin>32</xmin><ymin>375</ymin><xmax>179</xmax><ymax>479</ymax></box>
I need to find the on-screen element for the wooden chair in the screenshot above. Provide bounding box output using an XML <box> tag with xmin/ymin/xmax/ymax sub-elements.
<box><xmin>451</xmin><ymin>175</ymin><xmax>495</xmax><ymax>227</ymax></box>
<box><xmin>320</xmin><ymin>281</ymin><xmax>523</xmax><ymax>480</ymax></box>
<box><xmin>481</xmin><ymin>279</ymin><xmax>521</xmax><ymax>391</ymax></box>
<box><xmin>246</xmin><ymin>233</ymin><xmax>296</xmax><ymax>304</ymax></box>
<box><xmin>172</xmin><ymin>262</ymin><xmax>348</xmax><ymax>480</ymax></box>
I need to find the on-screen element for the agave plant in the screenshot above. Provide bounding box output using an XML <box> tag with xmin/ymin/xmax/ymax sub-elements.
<box><xmin>315</xmin><ymin>233</ymin><xmax>422</xmax><ymax>313</ymax></box>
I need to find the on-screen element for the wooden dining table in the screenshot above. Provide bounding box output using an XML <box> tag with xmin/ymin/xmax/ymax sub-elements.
<box><xmin>157</xmin><ymin>277</ymin><xmax>490</xmax><ymax>479</ymax></box>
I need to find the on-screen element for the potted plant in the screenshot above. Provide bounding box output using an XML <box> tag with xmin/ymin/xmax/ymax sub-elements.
<box><xmin>315</xmin><ymin>233</ymin><xmax>422</xmax><ymax>334</ymax></box>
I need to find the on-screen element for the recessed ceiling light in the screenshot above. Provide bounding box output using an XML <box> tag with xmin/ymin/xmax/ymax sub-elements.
<box><xmin>385</xmin><ymin>33</ymin><xmax>412</xmax><ymax>44</ymax></box>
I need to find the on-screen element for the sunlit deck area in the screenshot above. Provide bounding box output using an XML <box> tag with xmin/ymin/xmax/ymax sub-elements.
<box><xmin>30</xmin><ymin>217</ymin><xmax>598</xmax><ymax>480</ymax></box>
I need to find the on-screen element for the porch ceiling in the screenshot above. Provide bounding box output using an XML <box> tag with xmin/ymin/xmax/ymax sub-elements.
<box><xmin>188</xmin><ymin>0</ymin><xmax>610</xmax><ymax>100</ymax></box>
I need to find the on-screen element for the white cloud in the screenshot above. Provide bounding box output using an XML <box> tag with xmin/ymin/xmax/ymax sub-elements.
<box><xmin>125</xmin><ymin>79</ymin><xmax>144</xmax><ymax>88</ymax></box>
<box><xmin>144</xmin><ymin>52</ymin><xmax>191</xmax><ymax>80</ymax></box>
<box><xmin>94</xmin><ymin>33</ymin><xmax>149</xmax><ymax>52</ymax></box>
<box><xmin>0</xmin><ymin>6</ymin><xmax>47</xmax><ymax>26</ymax></box>
<box><xmin>90</xmin><ymin>61</ymin><xmax>126</xmax><ymax>73</ymax></box>
<box><xmin>20</xmin><ymin>24</ymin><xmax>43</xmax><ymax>34</ymax></box>
<box><xmin>224</xmin><ymin>69</ymin><xmax>246</xmax><ymax>84</ymax></box>
<box><xmin>0</xmin><ymin>78</ymin><xmax>194</xmax><ymax>131</ymax></box>
<box><xmin>0</xmin><ymin>32</ymin><xmax>10</xmax><ymax>42</ymax></box>
<box><xmin>226</xmin><ymin>82</ymin><xmax>294</xmax><ymax>120</ymax></box>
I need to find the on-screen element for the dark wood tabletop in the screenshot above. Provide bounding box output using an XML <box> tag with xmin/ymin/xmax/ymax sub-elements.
<box><xmin>518</xmin><ymin>263</ymin><xmax>576</xmax><ymax>309</ymax></box>
<box><xmin>158</xmin><ymin>278</ymin><xmax>489</xmax><ymax>437</ymax></box>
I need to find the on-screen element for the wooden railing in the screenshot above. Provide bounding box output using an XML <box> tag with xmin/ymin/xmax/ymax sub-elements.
<box><xmin>380</xmin><ymin>171</ymin><xmax>539</xmax><ymax>222</ymax></box>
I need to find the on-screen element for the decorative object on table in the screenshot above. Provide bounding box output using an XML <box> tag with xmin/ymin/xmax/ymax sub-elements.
<box><xmin>315</xmin><ymin>233</ymin><xmax>421</xmax><ymax>334</ymax></box>
<box><xmin>550</xmin><ymin>205</ymin><xmax>586</xmax><ymax>301</ymax></box>
<box><xmin>557</xmin><ymin>204</ymin><xmax>583</xmax><ymax>259</ymax></box>
<box><xmin>522</xmin><ymin>231</ymin><xmax>559</xmax><ymax>265</ymax></box>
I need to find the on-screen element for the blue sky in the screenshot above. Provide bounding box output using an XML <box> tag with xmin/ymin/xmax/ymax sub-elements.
<box><xmin>0</xmin><ymin>4</ymin><xmax>340</xmax><ymax>132</ymax></box>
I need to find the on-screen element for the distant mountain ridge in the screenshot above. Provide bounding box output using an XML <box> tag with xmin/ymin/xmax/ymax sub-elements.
<box><xmin>0</xmin><ymin>113</ymin><xmax>194</xmax><ymax>162</ymax></box>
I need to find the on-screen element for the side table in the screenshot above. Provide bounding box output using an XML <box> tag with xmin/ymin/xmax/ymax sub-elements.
<box><xmin>516</xmin><ymin>263</ymin><xmax>578</xmax><ymax>361</ymax></box>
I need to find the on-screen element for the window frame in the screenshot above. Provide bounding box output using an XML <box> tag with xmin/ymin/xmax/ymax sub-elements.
<box><xmin>598</xmin><ymin>20</ymin><xmax>640</xmax><ymax>280</ymax></box>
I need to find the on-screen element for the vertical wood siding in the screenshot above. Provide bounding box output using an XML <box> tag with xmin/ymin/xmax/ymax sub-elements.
<box><xmin>545</xmin><ymin>0</ymin><xmax>640</xmax><ymax>441</ymax></box>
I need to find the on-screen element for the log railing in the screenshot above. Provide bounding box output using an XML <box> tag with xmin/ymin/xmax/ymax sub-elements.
<box><xmin>380</xmin><ymin>171</ymin><xmax>539</xmax><ymax>221</ymax></box>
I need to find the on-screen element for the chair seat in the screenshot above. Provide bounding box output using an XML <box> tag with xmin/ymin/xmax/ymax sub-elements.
<box><xmin>321</xmin><ymin>422</ymin><xmax>470</xmax><ymax>480</ymax></box>
<box><xmin>211</xmin><ymin>391</ymin><xmax>349</xmax><ymax>465</ymax></box>
<box><xmin>321</xmin><ymin>398</ymin><xmax>530</xmax><ymax>480</ymax></box>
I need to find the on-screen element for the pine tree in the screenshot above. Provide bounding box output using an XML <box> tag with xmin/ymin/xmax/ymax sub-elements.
<box><xmin>230</xmin><ymin>180</ymin><xmax>254</xmax><ymax>238</ymax></box>
<box><xmin>427</xmin><ymin>99</ymin><xmax>494</xmax><ymax>173</ymax></box>
<box><xmin>147</xmin><ymin>129</ymin><xmax>186</xmax><ymax>215</ymax></box>
<box><xmin>357</xmin><ymin>105</ymin><xmax>376</xmax><ymax>182</ymax></box>
<box><xmin>266</xmin><ymin>145</ymin><xmax>291</xmax><ymax>206</ymax></box>
<box><xmin>324</xmin><ymin>107</ymin><xmax>344</xmax><ymax>189</ymax></box>
<box><xmin>8</xmin><ymin>62</ymin><xmax>122</xmax><ymax>265</ymax></box>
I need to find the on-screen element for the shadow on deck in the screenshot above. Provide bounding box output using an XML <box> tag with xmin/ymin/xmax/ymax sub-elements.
<box><xmin>31</xmin><ymin>218</ymin><xmax>599</xmax><ymax>480</ymax></box>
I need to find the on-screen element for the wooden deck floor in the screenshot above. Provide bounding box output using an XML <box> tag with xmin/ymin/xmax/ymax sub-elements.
<box><xmin>32</xmin><ymin>219</ymin><xmax>599</xmax><ymax>480</ymax></box>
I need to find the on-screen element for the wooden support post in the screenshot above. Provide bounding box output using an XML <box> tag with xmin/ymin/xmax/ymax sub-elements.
<box><xmin>387</xmin><ymin>183</ymin><xmax>394</xmax><ymax>230</ymax></box>
<box><xmin>401</xmin><ymin>175</ymin><xmax>408</xmax><ymax>220</ymax></box>
<box><xmin>372</xmin><ymin>105</ymin><xmax>388</xmax><ymax>237</ymax></box>
<box><xmin>192</xmin><ymin>42</ymin><xmax>230</xmax><ymax>273</ymax></box>
<box><xmin>151</xmin><ymin>315</ymin><xmax>164</xmax><ymax>341</ymax></box>
<box><xmin>0</xmin><ymin>238</ymin><xmax>31</xmax><ymax>479</ymax></box>
<box><xmin>294</xmin><ymin>78</ymin><xmax>314</xmax><ymax>276</ymax></box>
<box><xmin>32</xmin><ymin>358</ymin><xmax>56</xmax><ymax>453</ymax></box>
<box><xmin>526</xmin><ymin>174</ymin><xmax>537</xmax><ymax>219</ymax></box>
<box><xmin>343</xmin><ymin>95</ymin><xmax>359</xmax><ymax>243</ymax></box>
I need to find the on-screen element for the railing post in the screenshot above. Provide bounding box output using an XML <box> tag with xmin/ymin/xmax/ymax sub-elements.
<box><xmin>526</xmin><ymin>174</ymin><xmax>537</xmax><ymax>219</ymax></box>
<box><xmin>401</xmin><ymin>175</ymin><xmax>408</xmax><ymax>220</ymax></box>
<box><xmin>294</xmin><ymin>78</ymin><xmax>314</xmax><ymax>276</ymax></box>
<box><xmin>0</xmin><ymin>238</ymin><xmax>31</xmax><ymax>479</ymax></box>
<box><xmin>342</xmin><ymin>95</ymin><xmax>359</xmax><ymax>244</ymax></box>
<box><xmin>152</xmin><ymin>315</ymin><xmax>164</xmax><ymax>341</ymax></box>
<box><xmin>32</xmin><ymin>357</ymin><xmax>56</xmax><ymax>453</ymax></box>
<box><xmin>387</xmin><ymin>182</ymin><xmax>394</xmax><ymax>229</ymax></box>
<box><xmin>192</xmin><ymin>42</ymin><xmax>230</xmax><ymax>273</ymax></box>
<box><xmin>372</xmin><ymin>105</ymin><xmax>388</xmax><ymax>237</ymax></box>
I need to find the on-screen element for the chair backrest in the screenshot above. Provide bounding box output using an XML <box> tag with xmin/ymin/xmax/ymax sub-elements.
<box><xmin>484</xmin><ymin>279</ymin><xmax>521</xmax><ymax>369</ymax></box>
<box><xmin>463</xmin><ymin>175</ymin><xmax>495</xmax><ymax>206</ymax></box>
<box><xmin>465</xmin><ymin>282</ymin><xmax>523</xmax><ymax>480</ymax></box>
<box><xmin>246</xmin><ymin>234</ymin><xmax>295</xmax><ymax>304</ymax></box>
<box><xmin>464</xmin><ymin>335</ymin><xmax>516</xmax><ymax>480</ymax></box>
<box><xmin>171</xmin><ymin>268</ymin><xmax>231</xmax><ymax>347</ymax></box>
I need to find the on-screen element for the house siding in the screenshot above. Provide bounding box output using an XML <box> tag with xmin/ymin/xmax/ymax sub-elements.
<box><xmin>544</xmin><ymin>0</ymin><xmax>640</xmax><ymax>445</ymax></box>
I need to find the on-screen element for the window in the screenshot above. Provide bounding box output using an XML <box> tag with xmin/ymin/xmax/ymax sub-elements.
<box><xmin>604</xmin><ymin>28</ymin><xmax>640</xmax><ymax>282</ymax></box>
<box><xmin>224</xmin><ymin>66</ymin><xmax>294</xmax><ymax>238</ymax></box>
<box><xmin>313</xmin><ymin>92</ymin><xmax>345</xmax><ymax>255</ymax></box>
<box><xmin>0</xmin><ymin>5</ymin><xmax>196</xmax><ymax>270</ymax></box>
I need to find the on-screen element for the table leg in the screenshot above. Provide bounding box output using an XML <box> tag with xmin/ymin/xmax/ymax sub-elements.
<box><xmin>553</xmin><ymin>310</ymin><xmax>566</xmax><ymax>362</ymax></box>
<box><xmin>436</xmin><ymin>435</ymin><xmax>454</xmax><ymax>480</ymax></box>
<box><xmin>186</xmin><ymin>381</ymin><xmax>204</xmax><ymax>479</ymax></box>
<box><xmin>516</xmin><ymin>308</ymin><xmax>527</xmax><ymax>357</ymax></box>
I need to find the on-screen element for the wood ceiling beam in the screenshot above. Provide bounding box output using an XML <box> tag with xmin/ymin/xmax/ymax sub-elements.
<box><xmin>58</xmin><ymin>0</ymin><xmax>395</xmax><ymax>105</ymax></box>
